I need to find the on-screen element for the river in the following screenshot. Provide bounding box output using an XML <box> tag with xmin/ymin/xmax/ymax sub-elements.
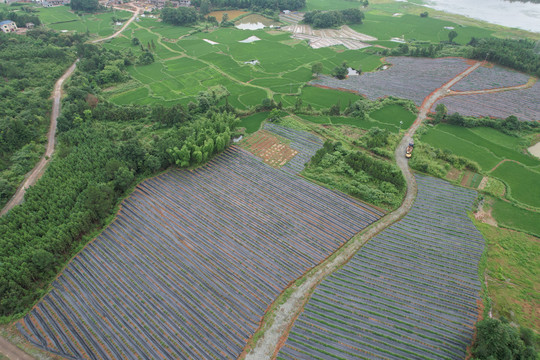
<box><xmin>415</xmin><ymin>0</ymin><xmax>540</xmax><ymax>33</ymax></box>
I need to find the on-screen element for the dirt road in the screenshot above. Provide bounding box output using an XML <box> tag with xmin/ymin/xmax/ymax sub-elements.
<box><xmin>0</xmin><ymin>6</ymin><xmax>141</xmax><ymax>218</ymax></box>
<box><xmin>0</xmin><ymin>6</ymin><xmax>141</xmax><ymax>360</ymax></box>
<box><xmin>0</xmin><ymin>61</ymin><xmax>77</xmax><ymax>217</ymax></box>
<box><xmin>91</xmin><ymin>5</ymin><xmax>140</xmax><ymax>44</ymax></box>
<box><xmin>243</xmin><ymin>60</ymin><xmax>484</xmax><ymax>360</ymax></box>
<box><xmin>0</xmin><ymin>337</ymin><xmax>34</xmax><ymax>360</ymax></box>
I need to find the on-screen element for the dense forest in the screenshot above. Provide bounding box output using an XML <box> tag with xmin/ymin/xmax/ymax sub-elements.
<box><xmin>161</xmin><ymin>6</ymin><xmax>199</xmax><ymax>26</ymax></box>
<box><xmin>0</xmin><ymin>30</ymin><xmax>79</xmax><ymax>208</ymax></box>
<box><xmin>0</xmin><ymin>43</ymin><xmax>238</xmax><ymax>318</ymax></box>
<box><xmin>191</xmin><ymin>0</ymin><xmax>305</xmax><ymax>11</ymax></box>
<box><xmin>303</xmin><ymin>8</ymin><xmax>365</xmax><ymax>28</ymax></box>
<box><xmin>468</xmin><ymin>37</ymin><xmax>540</xmax><ymax>77</ymax></box>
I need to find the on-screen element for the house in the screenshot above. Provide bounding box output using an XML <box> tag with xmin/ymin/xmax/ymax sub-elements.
<box><xmin>42</xmin><ymin>0</ymin><xmax>68</xmax><ymax>6</ymax></box>
<box><xmin>0</xmin><ymin>20</ymin><xmax>17</xmax><ymax>33</ymax></box>
<box><xmin>178</xmin><ymin>0</ymin><xmax>190</xmax><ymax>6</ymax></box>
<box><xmin>25</xmin><ymin>22</ymin><xmax>35</xmax><ymax>29</ymax></box>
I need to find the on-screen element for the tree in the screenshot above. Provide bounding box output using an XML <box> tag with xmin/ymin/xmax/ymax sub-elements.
<box><xmin>70</xmin><ymin>0</ymin><xmax>99</xmax><ymax>12</ymax></box>
<box><xmin>311</xmin><ymin>62</ymin><xmax>323</xmax><ymax>76</ymax></box>
<box><xmin>472</xmin><ymin>318</ymin><xmax>538</xmax><ymax>360</ymax></box>
<box><xmin>138</xmin><ymin>51</ymin><xmax>154</xmax><ymax>65</ymax></box>
<box><xmin>448</xmin><ymin>30</ymin><xmax>458</xmax><ymax>43</ymax></box>
<box><xmin>200</xmin><ymin>0</ymin><xmax>211</xmax><ymax>15</ymax></box>
<box><xmin>268</xmin><ymin>108</ymin><xmax>282</xmax><ymax>122</ymax></box>
<box><xmin>332</xmin><ymin>62</ymin><xmax>348</xmax><ymax>80</ymax></box>
<box><xmin>83</xmin><ymin>183</ymin><xmax>114</xmax><ymax>221</ymax></box>
<box><xmin>131</xmin><ymin>37</ymin><xmax>140</xmax><ymax>46</ymax></box>
<box><xmin>420</xmin><ymin>11</ymin><xmax>428</xmax><ymax>17</ymax></box>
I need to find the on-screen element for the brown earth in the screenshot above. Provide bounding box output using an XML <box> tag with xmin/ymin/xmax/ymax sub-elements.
<box><xmin>240</xmin><ymin>131</ymin><xmax>298</xmax><ymax>167</ymax></box>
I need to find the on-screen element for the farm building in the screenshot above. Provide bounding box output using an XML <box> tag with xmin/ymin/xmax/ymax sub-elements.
<box><xmin>0</xmin><ymin>20</ymin><xmax>17</xmax><ymax>33</ymax></box>
<box><xmin>25</xmin><ymin>22</ymin><xmax>35</xmax><ymax>29</ymax></box>
<box><xmin>42</xmin><ymin>0</ymin><xmax>68</xmax><ymax>6</ymax></box>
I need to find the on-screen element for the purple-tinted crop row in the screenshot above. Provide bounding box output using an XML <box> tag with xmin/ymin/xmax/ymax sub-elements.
<box><xmin>18</xmin><ymin>145</ymin><xmax>383</xmax><ymax>360</ymax></box>
<box><xmin>310</xmin><ymin>57</ymin><xmax>472</xmax><ymax>105</ymax></box>
<box><xmin>434</xmin><ymin>81</ymin><xmax>540</xmax><ymax>122</ymax></box>
<box><xmin>451</xmin><ymin>65</ymin><xmax>530</xmax><ymax>92</ymax></box>
<box><xmin>279</xmin><ymin>175</ymin><xmax>484</xmax><ymax>360</ymax></box>
<box><xmin>264</xmin><ymin>123</ymin><xmax>323</xmax><ymax>175</ymax></box>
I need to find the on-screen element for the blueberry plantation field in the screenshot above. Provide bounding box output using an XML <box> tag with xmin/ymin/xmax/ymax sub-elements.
<box><xmin>18</xmin><ymin>139</ymin><xmax>383</xmax><ymax>359</ymax></box>
<box><xmin>278</xmin><ymin>175</ymin><xmax>484</xmax><ymax>360</ymax></box>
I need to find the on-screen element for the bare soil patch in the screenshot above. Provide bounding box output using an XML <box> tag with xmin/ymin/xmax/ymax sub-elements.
<box><xmin>478</xmin><ymin>176</ymin><xmax>489</xmax><ymax>190</ymax></box>
<box><xmin>446</xmin><ymin>168</ymin><xmax>462</xmax><ymax>181</ymax></box>
<box><xmin>207</xmin><ymin>10</ymin><xmax>248</xmax><ymax>22</ymax></box>
<box><xmin>241</xmin><ymin>131</ymin><xmax>298</xmax><ymax>167</ymax></box>
<box><xmin>527</xmin><ymin>141</ymin><xmax>540</xmax><ymax>159</ymax></box>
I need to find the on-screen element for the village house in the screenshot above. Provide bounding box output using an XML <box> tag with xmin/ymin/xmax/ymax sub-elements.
<box><xmin>0</xmin><ymin>20</ymin><xmax>17</xmax><ymax>33</ymax></box>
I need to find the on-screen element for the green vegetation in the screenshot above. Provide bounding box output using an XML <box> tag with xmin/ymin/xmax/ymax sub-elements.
<box><xmin>0</xmin><ymin>30</ymin><xmax>79</xmax><ymax>208</ymax></box>
<box><xmin>37</xmin><ymin>6</ymin><xmax>132</xmax><ymax>37</ymax></box>
<box><xmin>475</xmin><ymin>221</ymin><xmax>540</xmax><ymax>332</ymax></box>
<box><xmin>351</xmin><ymin>13</ymin><xmax>493</xmax><ymax>45</ymax></box>
<box><xmin>239</xmin><ymin>111</ymin><xmax>270</xmax><ymax>133</ymax></box>
<box><xmin>419</xmin><ymin>123</ymin><xmax>540</xmax><ymax>208</ymax></box>
<box><xmin>369</xmin><ymin>104</ymin><xmax>415</xmax><ymax>129</ymax></box>
<box><xmin>303</xmin><ymin>8</ymin><xmax>365</xmax><ymax>28</ymax></box>
<box><xmin>70</xmin><ymin>0</ymin><xmax>98</xmax><ymax>12</ymax></box>
<box><xmin>0</xmin><ymin>43</ymin><xmax>238</xmax><ymax>320</ymax></box>
<box><xmin>102</xmin><ymin>20</ymin><xmax>384</xmax><ymax>109</ymax></box>
<box><xmin>491</xmin><ymin>199</ymin><xmax>540</xmax><ymax>237</ymax></box>
<box><xmin>472</xmin><ymin>318</ymin><xmax>539</xmax><ymax>359</ymax></box>
<box><xmin>491</xmin><ymin>162</ymin><xmax>540</xmax><ymax>208</ymax></box>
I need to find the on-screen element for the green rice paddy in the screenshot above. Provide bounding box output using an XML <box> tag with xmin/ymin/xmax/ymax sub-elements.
<box><xmin>491</xmin><ymin>199</ymin><xmax>540</xmax><ymax>237</ymax></box>
<box><xmin>38</xmin><ymin>6</ymin><xmax>131</xmax><ymax>37</ymax></box>
<box><xmin>421</xmin><ymin>124</ymin><xmax>540</xmax><ymax>209</ymax></box>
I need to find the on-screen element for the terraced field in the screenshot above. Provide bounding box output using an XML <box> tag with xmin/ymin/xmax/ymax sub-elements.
<box><xmin>17</xmin><ymin>144</ymin><xmax>383</xmax><ymax>359</ymax></box>
<box><xmin>310</xmin><ymin>57</ymin><xmax>472</xmax><ymax>105</ymax></box>
<box><xmin>278</xmin><ymin>175</ymin><xmax>484</xmax><ymax>360</ymax></box>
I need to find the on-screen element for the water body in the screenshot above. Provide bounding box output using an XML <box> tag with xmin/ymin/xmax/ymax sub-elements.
<box><xmin>417</xmin><ymin>0</ymin><xmax>540</xmax><ymax>33</ymax></box>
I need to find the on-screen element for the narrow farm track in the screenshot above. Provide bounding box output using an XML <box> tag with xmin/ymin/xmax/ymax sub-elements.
<box><xmin>0</xmin><ymin>8</ymin><xmax>141</xmax><ymax>360</ymax></box>
<box><xmin>0</xmin><ymin>61</ymin><xmax>77</xmax><ymax>217</ymax></box>
<box><xmin>0</xmin><ymin>6</ymin><xmax>140</xmax><ymax>218</ymax></box>
<box><xmin>243</xmin><ymin>60</ymin><xmax>485</xmax><ymax>360</ymax></box>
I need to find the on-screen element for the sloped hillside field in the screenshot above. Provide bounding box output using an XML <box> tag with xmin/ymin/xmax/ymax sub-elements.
<box><xmin>310</xmin><ymin>57</ymin><xmax>472</xmax><ymax>105</ymax></box>
<box><xmin>17</xmin><ymin>144</ymin><xmax>383</xmax><ymax>359</ymax></box>
<box><xmin>278</xmin><ymin>175</ymin><xmax>484</xmax><ymax>360</ymax></box>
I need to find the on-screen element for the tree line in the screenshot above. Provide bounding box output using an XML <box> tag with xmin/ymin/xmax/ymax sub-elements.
<box><xmin>0</xmin><ymin>30</ymin><xmax>80</xmax><ymax>208</ymax></box>
<box><xmin>303</xmin><ymin>8</ymin><xmax>365</xmax><ymax>28</ymax></box>
<box><xmin>0</xmin><ymin>44</ymin><xmax>238</xmax><ymax>319</ymax></box>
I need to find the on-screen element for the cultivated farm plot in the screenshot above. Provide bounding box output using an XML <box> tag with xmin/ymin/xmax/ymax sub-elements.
<box><xmin>283</xmin><ymin>24</ymin><xmax>376</xmax><ymax>50</ymax></box>
<box><xmin>434</xmin><ymin>82</ymin><xmax>540</xmax><ymax>122</ymax></box>
<box><xmin>264</xmin><ymin>123</ymin><xmax>324</xmax><ymax>175</ymax></box>
<box><xmin>241</xmin><ymin>130</ymin><xmax>299</xmax><ymax>167</ymax></box>
<box><xmin>279</xmin><ymin>175</ymin><xmax>484</xmax><ymax>360</ymax></box>
<box><xmin>451</xmin><ymin>65</ymin><xmax>531</xmax><ymax>91</ymax></box>
<box><xmin>311</xmin><ymin>57</ymin><xmax>472</xmax><ymax>105</ymax></box>
<box><xmin>18</xmin><ymin>145</ymin><xmax>383</xmax><ymax>360</ymax></box>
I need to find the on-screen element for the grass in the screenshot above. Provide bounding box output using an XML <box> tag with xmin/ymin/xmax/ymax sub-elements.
<box><xmin>369</xmin><ymin>104</ymin><xmax>416</xmax><ymax>129</ymax></box>
<box><xmin>491</xmin><ymin>161</ymin><xmax>540</xmax><ymax>208</ymax></box>
<box><xmin>239</xmin><ymin>112</ymin><xmax>270</xmax><ymax>133</ymax></box>
<box><xmin>351</xmin><ymin>13</ymin><xmax>493</xmax><ymax>44</ymax></box>
<box><xmin>102</xmin><ymin>19</ymin><xmax>385</xmax><ymax>109</ymax></box>
<box><xmin>36</xmin><ymin>6</ymin><xmax>132</xmax><ymax>37</ymax></box>
<box><xmin>421</xmin><ymin>123</ymin><xmax>540</xmax><ymax>211</ymax></box>
<box><xmin>474</xmin><ymin>220</ymin><xmax>540</xmax><ymax>331</ymax></box>
<box><xmin>491</xmin><ymin>199</ymin><xmax>540</xmax><ymax>237</ymax></box>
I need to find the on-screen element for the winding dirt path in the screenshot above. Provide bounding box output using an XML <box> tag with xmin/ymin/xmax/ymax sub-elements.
<box><xmin>243</xmin><ymin>60</ymin><xmax>484</xmax><ymax>360</ymax></box>
<box><xmin>0</xmin><ymin>6</ymin><xmax>140</xmax><ymax>218</ymax></box>
<box><xmin>0</xmin><ymin>61</ymin><xmax>77</xmax><ymax>217</ymax></box>
<box><xmin>0</xmin><ymin>7</ymin><xmax>141</xmax><ymax>360</ymax></box>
